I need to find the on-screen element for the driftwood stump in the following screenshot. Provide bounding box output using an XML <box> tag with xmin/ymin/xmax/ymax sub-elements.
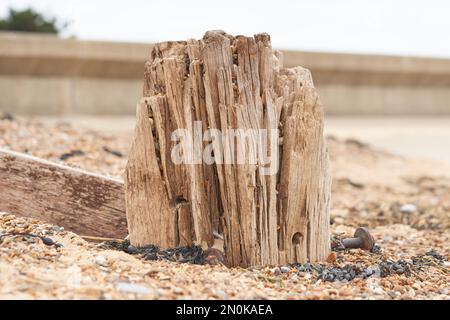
<box><xmin>125</xmin><ymin>31</ymin><xmax>331</xmax><ymax>267</ymax></box>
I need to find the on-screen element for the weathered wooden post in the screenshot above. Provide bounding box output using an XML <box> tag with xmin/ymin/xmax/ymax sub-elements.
<box><xmin>125</xmin><ymin>31</ymin><xmax>331</xmax><ymax>267</ymax></box>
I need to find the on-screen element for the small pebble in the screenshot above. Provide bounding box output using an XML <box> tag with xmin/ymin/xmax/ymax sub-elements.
<box><xmin>271</xmin><ymin>267</ymin><xmax>281</xmax><ymax>276</ymax></box>
<box><xmin>127</xmin><ymin>245</ymin><xmax>138</xmax><ymax>254</ymax></box>
<box><xmin>145</xmin><ymin>252</ymin><xmax>157</xmax><ymax>261</ymax></box>
<box><xmin>395</xmin><ymin>268</ymin><xmax>404</xmax><ymax>274</ymax></box>
<box><xmin>204</xmin><ymin>248</ymin><xmax>225</xmax><ymax>265</ymax></box>
<box><xmin>95</xmin><ymin>255</ymin><xmax>108</xmax><ymax>267</ymax></box>
<box><xmin>366</xmin><ymin>266</ymin><xmax>381</xmax><ymax>278</ymax></box>
<box><xmin>214</xmin><ymin>289</ymin><xmax>228</xmax><ymax>299</ymax></box>
<box><xmin>388</xmin><ymin>291</ymin><xmax>398</xmax><ymax>298</ymax></box>
<box><xmin>326</xmin><ymin>252</ymin><xmax>337</xmax><ymax>263</ymax></box>
<box><xmin>339</xmin><ymin>289</ymin><xmax>352</xmax><ymax>297</ymax></box>
<box><xmin>400</xmin><ymin>204</ymin><xmax>417</xmax><ymax>213</ymax></box>
<box><xmin>296</xmin><ymin>265</ymin><xmax>305</xmax><ymax>272</ymax></box>
<box><xmin>52</xmin><ymin>225</ymin><xmax>64</xmax><ymax>232</ymax></box>
<box><xmin>115</xmin><ymin>282</ymin><xmax>151</xmax><ymax>295</ymax></box>
<box><xmin>438</xmin><ymin>288</ymin><xmax>448</xmax><ymax>295</ymax></box>
<box><xmin>41</xmin><ymin>237</ymin><xmax>55</xmax><ymax>246</ymax></box>
<box><xmin>280</xmin><ymin>266</ymin><xmax>290</xmax><ymax>273</ymax></box>
<box><xmin>371</xmin><ymin>244</ymin><xmax>382</xmax><ymax>253</ymax></box>
<box><xmin>0</xmin><ymin>112</ymin><xmax>14</xmax><ymax>121</ymax></box>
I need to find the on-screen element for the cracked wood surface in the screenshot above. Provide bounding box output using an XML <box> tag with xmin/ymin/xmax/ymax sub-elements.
<box><xmin>127</xmin><ymin>30</ymin><xmax>331</xmax><ymax>267</ymax></box>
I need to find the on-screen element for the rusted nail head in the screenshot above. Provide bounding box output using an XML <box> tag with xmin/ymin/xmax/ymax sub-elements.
<box><xmin>354</xmin><ymin>227</ymin><xmax>375</xmax><ymax>251</ymax></box>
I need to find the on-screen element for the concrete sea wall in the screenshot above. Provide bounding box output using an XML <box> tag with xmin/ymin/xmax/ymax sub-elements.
<box><xmin>1</xmin><ymin>32</ymin><xmax>449</xmax><ymax>116</ymax></box>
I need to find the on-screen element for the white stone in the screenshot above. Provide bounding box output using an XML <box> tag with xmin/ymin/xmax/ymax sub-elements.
<box><xmin>271</xmin><ymin>267</ymin><xmax>281</xmax><ymax>276</ymax></box>
<box><xmin>280</xmin><ymin>266</ymin><xmax>291</xmax><ymax>273</ymax></box>
<box><xmin>214</xmin><ymin>289</ymin><xmax>228</xmax><ymax>299</ymax></box>
<box><xmin>400</xmin><ymin>204</ymin><xmax>417</xmax><ymax>213</ymax></box>
<box><xmin>115</xmin><ymin>282</ymin><xmax>151</xmax><ymax>295</ymax></box>
<box><xmin>94</xmin><ymin>255</ymin><xmax>108</xmax><ymax>267</ymax></box>
<box><xmin>372</xmin><ymin>287</ymin><xmax>385</xmax><ymax>295</ymax></box>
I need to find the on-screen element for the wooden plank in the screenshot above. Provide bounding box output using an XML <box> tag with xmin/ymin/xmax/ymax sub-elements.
<box><xmin>0</xmin><ymin>148</ymin><xmax>127</xmax><ymax>238</ymax></box>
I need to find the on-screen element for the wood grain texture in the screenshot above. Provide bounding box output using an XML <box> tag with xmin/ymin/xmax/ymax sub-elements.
<box><xmin>124</xmin><ymin>100</ymin><xmax>177</xmax><ymax>247</ymax></box>
<box><xmin>130</xmin><ymin>31</ymin><xmax>331</xmax><ymax>267</ymax></box>
<box><xmin>0</xmin><ymin>148</ymin><xmax>127</xmax><ymax>238</ymax></box>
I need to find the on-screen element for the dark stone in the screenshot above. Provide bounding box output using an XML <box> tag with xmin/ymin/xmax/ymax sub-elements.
<box><xmin>103</xmin><ymin>146</ymin><xmax>124</xmax><ymax>158</ymax></box>
<box><xmin>145</xmin><ymin>252</ymin><xmax>158</xmax><ymax>261</ymax></box>
<box><xmin>41</xmin><ymin>237</ymin><xmax>55</xmax><ymax>246</ymax></box>
<box><xmin>371</xmin><ymin>244</ymin><xmax>382</xmax><ymax>253</ymax></box>
<box><xmin>59</xmin><ymin>150</ymin><xmax>85</xmax><ymax>161</ymax></box>
<box><xmin>0</xmin><ymin>112</ymin><xmax>14</xmax><ymax>121</ymax></box>
<box><xmin>127</xmin><ymin>245</ymin><xmax>138</xmax><ymax>254</ymax></box>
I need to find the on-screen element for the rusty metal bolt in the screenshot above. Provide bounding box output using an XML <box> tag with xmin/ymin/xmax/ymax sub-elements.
<box><xmin>341</xmin><ymin>227</ymin><xmax>375</xmax><ymax>251</ymax></box>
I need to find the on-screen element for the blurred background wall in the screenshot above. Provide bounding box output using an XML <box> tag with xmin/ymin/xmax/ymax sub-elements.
<box><xmin>2</xmin><ymin>31</ymin><xmax>450</xmax><ymax>116</ymax></box>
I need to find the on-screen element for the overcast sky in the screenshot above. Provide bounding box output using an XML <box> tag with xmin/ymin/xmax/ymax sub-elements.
<box><xmin>1</xmin><ymin>0</ymin><xmax>449</xmax><ymax>58</ymax></box>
